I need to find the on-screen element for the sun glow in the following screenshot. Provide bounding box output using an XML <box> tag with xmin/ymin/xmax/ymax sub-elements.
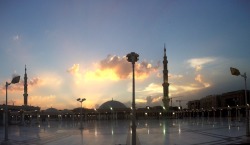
<box><xmin>85</xmin><ymin>69</ymin><xmax>120</xmax><ymax>81</ymax></box>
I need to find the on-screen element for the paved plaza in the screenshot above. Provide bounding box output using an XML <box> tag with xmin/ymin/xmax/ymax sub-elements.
<box><xmin>1</xmin><ymin>118</ymin><xmax>250</xmax><ymax>145</ymax></box>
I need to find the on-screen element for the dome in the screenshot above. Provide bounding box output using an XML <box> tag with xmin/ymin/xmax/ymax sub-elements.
<box><xmin>99</xmin><ymin>100</ymin><xmax>127</xmax><ymax>109</ymax></box>
<box><xmin>44</xmin><ymin>107</ymin><xmax>59</xmax><ymax>113</ymax></box>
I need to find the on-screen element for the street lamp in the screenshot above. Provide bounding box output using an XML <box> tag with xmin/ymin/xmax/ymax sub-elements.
<box><xmin>230</xmin><ymin>67</ymin><xmax>249</xmax><ymax>136</ymax></box>
<box><xmin>126</xmin><ymin>52</ymin><xmax>139</xmax><ymax>145</ymax></box>
<box><xmin>110</xmin><ymin>107</ymin><xmax>113</xmax><ymax>120</ymax></box>
<box><xmin>77</xmin><ymin>98</ymin><xmax>86</xmax><ymax>129</ymax></box>
<box><xmin>5</xmin><ymin>75</ymin><xmax>20</xmax><ymax>141</ymax></box>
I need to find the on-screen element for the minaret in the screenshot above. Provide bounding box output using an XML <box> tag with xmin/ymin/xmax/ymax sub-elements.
<box><xmin>23</xmin><ymin>65</ymin><xmax>28</xmax><ymax>106</ymax></box>
<box><xmin>162</xmin><ymin>45</ymin><xmax>170</xmax><ymax>110</ymax></box>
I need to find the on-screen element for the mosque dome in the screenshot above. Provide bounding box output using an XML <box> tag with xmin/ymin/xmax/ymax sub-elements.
<box><xmin>61</xmin><ymin>109</ymin><xmax>72</xmax><ymax>114</ymax></box>
<box><xmin>44</xmin><ymin>107</ymin><xmax>59</xmax><ymax>113</ymax></box>
<box><xmin>99</xmin><ymin>100</ymin><xmax>127</xmax><ymax>109</ymax></box>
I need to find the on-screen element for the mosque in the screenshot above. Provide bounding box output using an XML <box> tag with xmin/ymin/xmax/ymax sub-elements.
<box><xmin>1</xmin><ymin>45</ymin><xmax>249</xmax><ymax>125</ymax></box>
<box><xmin>0</xmin><ymin>46</ymin><xmax>173</xmax><ymax>124</ymax></box>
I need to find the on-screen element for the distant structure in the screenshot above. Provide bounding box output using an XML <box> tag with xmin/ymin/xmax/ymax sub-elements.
<box><xmin>162</xmin><ymin>45</ymin><xmax>170</xmax><ymax>110</ymax></box>
<box><xmin>23</xmin><ymin>65</ymin><xmax>28</xmax><ymax>106</ymax></box>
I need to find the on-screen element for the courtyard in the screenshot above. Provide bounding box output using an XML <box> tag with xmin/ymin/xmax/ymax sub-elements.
<box><xmin>1</xmin><ymin>118</ymin><xmax>250</xmax><ymax>145</ymax></box>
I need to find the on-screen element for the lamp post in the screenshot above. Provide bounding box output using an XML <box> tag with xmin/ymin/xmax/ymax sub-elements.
<box><xmin>110</xmin><ymin>107</ymin><xmax>113</xmax><ymax>120</ymax></box>
<box><xmin>77</xmin><ymin>98</ymin><xmax>86</xmax><ymax>129</ymax></box>
<box><xmin>127</xmin><ymin>52</ymin><xmax>139</xmax><ymax>145</ymax></box>
<box><xmin>230</xmin><ymin>67</ymin><xmax>249</xmax><ymax>136</ymax></box>
<box><xmin>5</xmin><ymin>75</ymin><xmax>20</xmax><ymax>141</ymax></box>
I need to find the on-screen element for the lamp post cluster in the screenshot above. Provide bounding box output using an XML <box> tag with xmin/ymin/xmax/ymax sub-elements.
<box><xmin>77</xmin><ymin>98</ymin><xmax>86</xmax><ymax>129</ymax></box>
<box><xmin>126</xmin><ymin>52</ymin><xmax>139</xmax><ymax>145</ymax></box>
<box><xmin>5</xmin><ymin>75</ymin><xmax>20</xmax><ymax>141</ymax></box>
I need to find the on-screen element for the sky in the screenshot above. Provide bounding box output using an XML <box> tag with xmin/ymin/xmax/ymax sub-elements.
<box><xmin>0</xmin><ymin>0</ymin><xmax>250</xmax><ymax>110</ymax></box>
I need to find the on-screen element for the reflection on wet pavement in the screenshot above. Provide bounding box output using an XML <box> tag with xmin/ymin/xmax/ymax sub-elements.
<box><xmin>1</xmin><ymin>118</ymin><xmax>250</xmax><ymax>145</ymax></box>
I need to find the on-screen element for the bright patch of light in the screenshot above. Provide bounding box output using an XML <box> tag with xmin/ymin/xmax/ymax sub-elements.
<box><xmin>85</xmin><ymin>69</ymin><xmax>120</xmax><ymax>81</ymax></box>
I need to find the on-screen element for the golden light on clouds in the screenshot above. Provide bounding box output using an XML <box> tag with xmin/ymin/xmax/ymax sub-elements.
<box><xmin>85</xmin><ymin>69</ymin><xmax>120</xmax><ymax>81</ymax></box>
<box><xmin>67</xmin><ymin>54</ymin><xmax>160</xmax><ymax>82</ymax></box>
<box><xmin>195</xmin><ymin>74</ymin><xmax>211</xmax><ymax>88</ymax></box>
<box><xmin>187</xmin><ymin>57</ymin><xmax>216</xmax><ymax>71</ymax></box>
<box><xmin>141</xmin><ymin>83</ymin><xmax>162</xmax><ymax>93</ymax></box>
<box><xmin>136</xmin><ymin>98</ymin><xmax>147</xmax><ymax>103</ymax></box>
<box><xmin>39</xmin><ymin>73</ymin><xmax>63</xmax><ymax>89</ymax></box>
<box><xmin>0</xmin><ymin>54</ymin><xmax>217</xmax><ymax>110</ymax></box>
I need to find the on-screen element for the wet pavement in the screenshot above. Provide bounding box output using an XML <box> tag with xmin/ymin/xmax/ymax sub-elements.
<box><xmin>1</xmin><ymin>117</ymin><xmax>250</xmax><ymax>145</ymax></box>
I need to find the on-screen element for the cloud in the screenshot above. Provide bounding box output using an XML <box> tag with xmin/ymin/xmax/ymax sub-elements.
<box><xmin>140</xmin><ymin>83</ymin><xmax>162</xmax><ymax>94</ymax></box>
<box><xmin>134</xmin><ymin>95</ymin><xmax>163</xmax><ymax>107</ymax></box>
<box><xmin>99</xmin><ymin>55</ymin><xmax>130</xmax><ymax>79</ymax></box>
<box><xmin>138</xmin><ymin>80</ymin><xmax>210</xmax><ymax>100</ymax></box>
<box><xmin>67</xmin><ymin>54</ymin><xmax>160</xmax><ymax>82</ymax></box>
<box><xmin>195</xmin><ymin>74</ymin><xmax>210</xmax><ymax>88</ymax></box>
<box><xmin>135</xmin><ymin>60</ymin><xmax>160</xmax><ymax>79</ymax></box>
<box><xmin>29</xmin><ymin>77</ymin><xmax>42</xmax><ymax>86</ymax></box>
<box><xmin>169</xmin><ymin>74</ymin><xmax>183</xmax><ymax>79</ymax></box>
<box><xmin>99</xmin><ymin>55</ymin><xmax>160</xmax><ymax>80</ymax></box>
<box><xmin>1</xmin><ymin>82</ymin><xmax>23</xmax><ymax>93</ymax></box>
<box><xmin>13</xmin><ymin>35</ymin><xmax>19</xmax><ymax>41</ymax></box>
<box><xmin>187</xmin><ymin>57</ymin><xmax>216</xmax><ymax>71</ymax></box>
<box><xmin>13</xmin><ymin>95</ymin><xmax>57</xmax><ymax>109</ymax></box>
<box><xmin>184</xmin><ymin>57</ymin><xmax>214</xmax><ymax>91</ymax></box>
<box><xmin>168</xmin><ymin>84</ymin><xmax>199</xmax><ymax>97</ymax></box>
<box><xmin>0</xmin><ymin>76</ymin><xmax>57</xmax><ymax>95</ymax></box>
<box><xmin>67</xmin><ymin>64</ymin><xmax>80</xmax><ymax>75</ymax></box>
<box><xmin>146</xmin><ymin>96</ymin><xmax>162</xmax><ymax>106</ymax></box>
<box><xmin>146</xmin><ymin>96</ymin><xmax>153</xmax><ymax>106</ymax></box>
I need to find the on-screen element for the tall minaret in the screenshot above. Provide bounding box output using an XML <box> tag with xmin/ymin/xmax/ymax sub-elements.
<box><xmin>162</xmin><ymin>45</ymin><xmax>170</xmax><ymax>110</ymax></box>
<box><xmin>23</xmin><ymin>65</ymin><xmax>28</xmax><ymax>106</ymax></box>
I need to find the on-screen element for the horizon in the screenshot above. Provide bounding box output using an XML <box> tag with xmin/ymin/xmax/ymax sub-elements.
<box><xmin>1</xmin><ymin>0</ymin><xmax>250</xmax><ymax>110</ymax></box>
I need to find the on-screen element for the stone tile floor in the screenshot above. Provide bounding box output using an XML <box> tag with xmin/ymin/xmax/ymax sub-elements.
<box><xmin>1</xmin><ymin>118</ymin><xmax>250</xmax><ymax>145</ymax></box>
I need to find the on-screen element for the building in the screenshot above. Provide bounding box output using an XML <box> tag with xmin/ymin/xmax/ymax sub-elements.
<box><xmin>200</xmin><ymin>95</ymin><xmax>221</xmax><ymax>110</ymax></box>
<box><xmin>221</xmin><ymin>90</ymin><xmax>250</xmax><ymax>108</ymax></box>
<box><xmin>0</xmin><ymin>66</ymin><xmax>40</xmax><ymax>125</ymax></box>
<box><xmin>23</xmin><ymin>65</ymin><xmax>28</xmax><ymax>106</ymax></box>
<box><xmin>162</xmin><ymin>45</ymin><xmax>170</xmax><ymax>110</ymax></box>
<box><xmin>187</xmin><ymin>100</ymin><xmax>200</xmax><ymax>110</ymax></box>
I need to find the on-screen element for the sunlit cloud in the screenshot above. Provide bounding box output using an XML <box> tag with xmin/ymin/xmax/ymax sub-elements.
<box><xmin>169</xmin><ymin>74</ymin><xmax>183</xmax><ymax>79</ymax></box>
<box><xmin>30</xmin><ymin>95</ymin><xmax>57</xmax><ymax>108</ymax></box>
<box><xmin>67</xmin><ymin>64</ymin><xmax>80</xmax><ymax>75</ymax></box>
<box><xmin>67</xmin><ymin>54</ymin><xmax>160</xmax><ymax>82</ymax></box>
<box><xmin>139</xmin><ymin>83</ymin><xmax>162</xmax><ymax>94</ymax></box>
<box><xmin>135</xmin><ymin>95</ymin><xmax>163</xmax><ymax>107</ymax></box>
<box><xmin>134</xmin><ymin>60</ymin><xmax>160</xmax><ymax>80</ymax></box>
<box><xmin>29</xmin><ymin>77</ymin><xmax>43</xmax><ymax>86</ymax></box>
<box><xmin>85</xmin><ymin>69</ymin><xmax>120</xmax><ymax>81</ymax></box>
<box><xmin>136</xmin><ymin>98</ymin><xmax>147</xmax><ymax>103</ymax></box>
<box><xmin>38</xmin><ymin>73</ymin><xmax>63</xmax><ymax>89</ymax></box>
<box><xmin>100</xmin><ymin>54</ymin><xmax>159</xmax><ymax>80</ymax></box>
<box><xmin>0</xmin><ymin>77</ymin><xmax>43</xmax><ymax>94</ymax></box>
<box><xmin>138</xmin><ymin>80</ymin><xmax>209</xmax><ymax>99</ymax></box>
<box><xmin>195</xmin><ymin>74</ymin><xmax>211</xmax><ymax>88</ymax></box>
<box><xmin>66</xmin><ymin>64</ymin><xmax>84</xmax><ymax>84</ymax></box>
<box><xmin>187</xmin><ymin>57</ymin><xmax>216</xmax><ymax>71</ymax></box>
<box><xmin>169</xmin><ymin>84</ymin><xmax>205</xmax><ymax>97</ymax></box>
